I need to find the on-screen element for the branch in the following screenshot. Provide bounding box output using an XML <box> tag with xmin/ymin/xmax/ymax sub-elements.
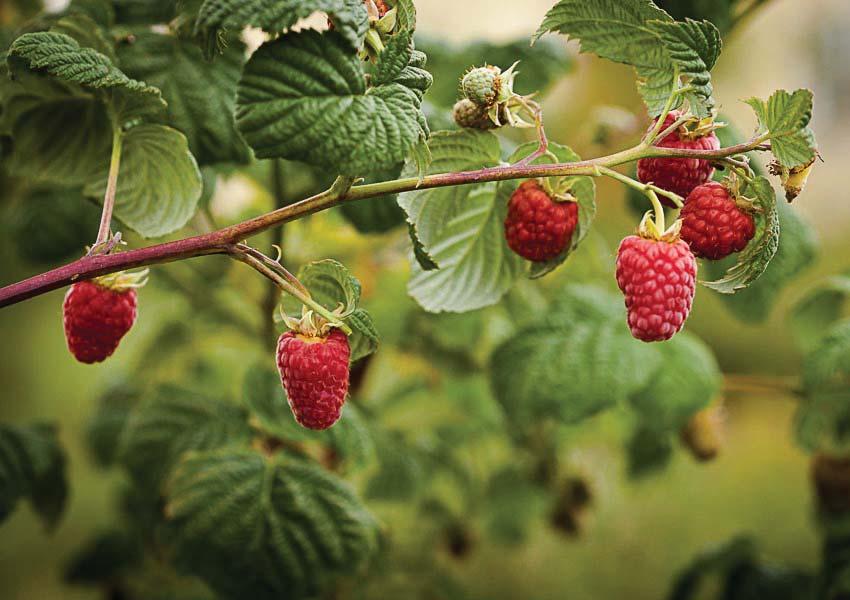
<box><xmin>0</xmin><ymin>136</ymin><xmax>770</xmax><ymax>308</ymax></box>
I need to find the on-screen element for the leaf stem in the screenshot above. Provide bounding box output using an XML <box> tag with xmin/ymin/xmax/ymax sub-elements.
<box><xmin>93</xmin><ymin>127</ymin><xmax>124</xmax><ymax>248</ymax></box>
<box><xmin>230</xmin><ymin>246</ymin><xmax>352</xmax><ymax>335</ymax></box>
<box><xmin>595</xmin><ymin>166</ymin><xmax>683</xmax><ymax>208</ymax></box>
<box><xmin>0</xmin><ymin>135</ymin><xmax>774</xmax><ymax>308</ymax></box>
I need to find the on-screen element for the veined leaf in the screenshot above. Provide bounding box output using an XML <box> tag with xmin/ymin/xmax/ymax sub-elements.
<box><xmin>0</xmin><ymin>422</ymin><xmax>68</xmax><ymax>531</ymax></box>
<box><xmin>490</xmin><ymin>284</ymin><xmax>663</xmax><ymax>426</ymax></box>
<box><xmin>117</xmin><ymin>31</ymin><xmax>251</xmax><ymax>166</ymax></box>
<box><xmin>746</xmin><ymin>89</ymin><xmax>817</xmax><ymax>168</ymax></box>
<box><xmin>628</xmin><ymin>332</ymin><xmax>720</xmax><ymax>432</ymax></box>
<box><xmin>236</xmin><ymin>30</ymin><xmax>428</xmax><ymax>175</ymax></box>
<box><xmin>196</xmin><ymin>0</ymin><xmax>369</xmax><ymax>57</ymax></box>
<box><xmin>702</xmin><ymin>176</ymin><xmax>779</xmax><ymax>294</ymax></box>
<box><xmin>648</xmin><ymin>18</ymin><xmax>720</xmax><ymax>117</ymax></box>
<box><xmin>119</xmin><ymin>386</ymin><xmax>252</xmax><ymax>487</ymax></box>
<box><xmin>7</xmin><ymin>31</ymin><xmax>165</xmax><ymax>124</ymax></box>
<box><xmin>165</xmin><ymin>449</ymin><xmax>380</xmax><ymax>599</ymax></box>
<box><xmin>52</xmin><ymin>13</ymin><xmax>117</xmax><ymax>61</ymax></box>
<box><xmin>500</xmin><ymin>141</ymin><xmax>596</xmax><ymax>279</ymax></box>
<box><xmin>399</xmin><ymin>130</ymin><xmax>525</xmax><ymax>313</ymax></box>
<box><xmin>533</xmin><ymin>0</ymin><xmax>720</xmax><ymax>116</ymax></box>
<box><xmin>84</xmin><ymin>125</ymin><xmax>203</xmax><ymax>238</ymax></box>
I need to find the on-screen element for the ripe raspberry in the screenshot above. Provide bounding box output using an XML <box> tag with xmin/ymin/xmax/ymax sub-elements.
<box><xmin>615</xmin><ymin>235</ymin><xmax>697</xmax><ymax>342</ymax></box>
<box><xmin>636</xmin><ymin>110</ymin><xmax>720</xmax><ymax>205</ymax></box>
<box><xmin>679</xmin><ymin>182</ymin><xmax>756</xmax><ymax>260</ymax></box>
<box><xmin>63</xmin><ymin>280</ymin><xmax>137</xmax><ymax>363</ymax></box>
<box><xmin>276</xmin><ymin>328</ymin><xmax>351</xmax><ymax>430</ymax></box>
<box><xmin>504</xmin><ymin>180</ymin><xmax>579</xmax><ymax>262</ymax></box>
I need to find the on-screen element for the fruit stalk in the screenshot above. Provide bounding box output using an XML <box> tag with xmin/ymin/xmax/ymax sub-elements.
<box><xmin>0</xmin><ymin>135</ymin><xmax>773</xmax><ymax>308</ymax></box>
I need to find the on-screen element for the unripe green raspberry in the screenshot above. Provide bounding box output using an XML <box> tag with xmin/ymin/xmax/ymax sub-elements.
<box><xmin>452</xmin><ymin>99</ymin><xmax>497</xmax><ymax>130</ymax></box>
<box><xmin>461</xmin><ymin>66</ymin><xmax>502</xmax><ymax>107</ymax></box>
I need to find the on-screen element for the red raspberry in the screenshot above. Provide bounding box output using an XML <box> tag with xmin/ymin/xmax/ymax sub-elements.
<box><xmin>276</xmin><ymin>328</ymin><xmax>351</xmax><ymax>430</ymax></box>
<box><xmin>679</xmin><ymin>182</ymin><xmax>756</xmax><ymax>260</ymax></box>
<box><xmin>637</xmin><ymin>111</ymin><xmax>720</xmax><ymax>206</ymax></box>
<box><xmin>63</xmin><ymin>281</ymin><xmax>137</xmax><ymax>363</ymax></box>
<box><xmin>681</xmin><ymin>182</ymin><xmax>756</xmax><ymax>260</ymax></box>
<box><xmin>615</xmin><ymin>235</ymin><xmax>697</xmax><ymax>342</ymax></box>
<box><xmin>504</xmin><ymin>180</ymin><xmax>579</xmax><ymax>262</ymax></box>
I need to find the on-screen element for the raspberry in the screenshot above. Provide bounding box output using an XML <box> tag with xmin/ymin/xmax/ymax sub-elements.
<box><xmin>63</xmin><ymin>280</ymin><xmax>137</xmax><ymax>363</ymax></box>
<box><xmin>615</xmin><ymin>235</ymin><xmax>697</xmax><ymax>342</ymax></box>
<box><xmin>276</xmin><ymin>328</ymin><xmax>351</xmax><ymax>430</ymax></box>
<box><xmin>636</xmin><ymin>110</ymin><xmax>720</xmax><ymax>205</ymax></box>
<box><xmin>462</xmin><ymin>66</ymin><xmax>502</xmax><ymax>107</ymax></box>
<box><xmin>504</xmin><ymin>180</ymin><xmax>579</xmax><ymax>262</ymax></box>
<box><xmin>452</xmin><ymin>99</ymin><xmax>497</xmax><ymax>130</ymax></box>
<box><xmin>679</xmin><ymin>182</ymin><xmax>756</xmax><ymax>260</ymax></box>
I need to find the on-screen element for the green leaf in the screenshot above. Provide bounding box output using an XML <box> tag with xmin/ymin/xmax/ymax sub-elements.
<box><xmin>500</xmin><ymin>141</ymin><xmax>596</xmax><ymax>279</ymax></box>
<box><xmin>164</xmin><ymin>448</ymin><xmax>380</xmax><ymax>599</ymax></box>
<box><xmin>647</xmin><ymin>18</ymin><xmax>720</xmax><ymax>117</ymax></box>
<box><xmin>7</xmin><ymin>31</ymin><xmax>166</xmax><ymax>124</ymax></box>
<box><xmin>365</xmin><ymin>432</ymin><xmax>427</xmax><ymax>500</ymax></box>
<box><xmin>113</xmin><ymin>0</ymin><xmax>180</xmax><ymax>25</ymax></box>
<box><xmin>347</xmin><ymin>308</ymin><xmax>379</xmax><ymax>363</ymax></box>
<box><xmin>408</xmin><ymin>222</ymin><xmax>439</xmax><ymax>271</ymax></box>
<box><xmin>626</xmin><ymin>426</ymin><xmax>673</xmax><ymax>480</ymax></box>
<box><xmin>286</xmin><ymin>259</ymin><xmax>361</xmax><ymax>317</ymax></box>
<box><xmin>628</xmin><ymin>332</ymin><xmax>720</xmax><ymax>432</ymax></box>
<box><xmin>702</xmin><ymin>175</ymin><xmax>780</xmax><ymax>294</ymax></box>
<box><xmin>399</xmin><ymin>130</ymin><xmax>525</xmax><ymax>312</ymax></box>
<box><xmin>51</xmin><ymin>13</ymin><xmax>117</xmax><ymax>61</ymax></box>
<box><xmin>483</xmin><ymin>466</ymin><xmax>547</xmax><ymax>544</ymax></box>
<box><xmin>703</xmin><ymin>203</ymin><xmax>818</xmax><ymax>322</ymax></box>
<box><xmin>84</xmin><ymin>124</ymin><xmax>203</xmax><ymax>237</ymax></box>
<box><xmin>746</xmin><ymin>89</ymin><xmax>817</xmax><ymax>168</ymax></box>
<box><xmin>791</xmin><ymin>274</ymin><xmax>850</xmax><ymax>351</ymax></box>
<box><xmin>119</xmin><ymin>386</ymin><xmax>252</xmax><ymax>487</ymax></box>
<box><xmin>116</xmin><ymin>31</ymin><xmax>251</xmax><ymax>166</ymax></box>
<box><xmin>196</xmin><ymin>0</ymin><xmax>369</xmax><ymax>57</ymax></box>
<box><xmin>490</xmin><ymin>284</ymin><xmax>663</xmax><ymax>426</ymax></box>
<box><xmin>796</xmin><ymin>390</ymin><xmax>850</xmax><ymax>455</ymax></box>
<box><xmin>236</xmin><ymin>30</ymin><xmax>428</xmax><ymax>175</ymax></box>
<box><xmin>64</xmin><ymin>530</ymin><xmax>143</xmax><ymax>584</ymax></box>
<box><xmin>0</xmin><ymin>422</ymin><xmax>68</xmax><ymax>531</ymax></box>
<box><xmin>533</xmin><ymin>0</ymin><xmax>720</xmax><ymax>116</ymax></box>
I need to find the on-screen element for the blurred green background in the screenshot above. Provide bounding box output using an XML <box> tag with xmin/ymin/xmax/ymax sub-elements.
<box><xmin>2</xmin><ymin>0</ymin><xmax>850</xmax><ymax>598</ymax></box>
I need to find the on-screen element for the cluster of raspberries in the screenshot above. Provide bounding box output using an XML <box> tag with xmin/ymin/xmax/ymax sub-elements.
<box><xmin>60</xmin><ymin>109</ymin><xmax>757</xmax><ymax>432</ymax></box>
<box><xmin>503</xmin><ymin>110</ymin><xmax>755</xmax><ymax>343</ymax></box>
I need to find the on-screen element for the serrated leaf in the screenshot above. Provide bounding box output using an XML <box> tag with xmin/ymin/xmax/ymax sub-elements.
<box><xmin>746</xmin><ymin>89</ymin><xmax>817</xmax><ymax>168</ymax></box>
<box><xmin>347</xmin><ymin>308</ymin><xmax>379</xmax><ymax>362</ymax></box>
<box><xmin>286</xmin><ymin>259</ymin><xmax>361</xmax><ymax>317</ymax></box>
<box><xmin>490</xmin><ymin>285</ymin><xmax>663</xmax><ymax>426</ymax></box>
<box><xmin>500</xmin><ymin>141</ymin><xmax>596</xmax><ymax>279</ymax></box>
<box><xmin>164</xmin><ymin>448</ymin><xmax>380</xmax><ymax>599</ymax></box>
<box><xmin>408</xmin><ymin>221</ymin><xmax>438</xmax><ymax>271</ymax></box>
<box><xmin>399</xmin><ymin>130</ymin><xmax>525</xmax><ymax>312</ymax></box>
<box><xmin>791</xmin><ymin>275</ymin><xmax>850</xmax><ymax>351</ymax></box>
<box><xmin>533</xmin><ymin>0</ymin><xmax>720</xmax><ymax>116</ymax></box>
<box><xmin>533</xmin><ymin>0</ymin><xmax>675</xmax><ymax>115</ymax></box>
<box><xmin>647</xmin><ymin>18</ymin><xmax>720</xmax><ymax>117</ymax></box>
<box><xmin>84</xmin><ymin>124</ymin><xmax>202</xmax><ymax>237</ymax></box>
<box><xmin>119</xmin><ymin>386</ymin><xmax>252</xmax><ymax>487</ymax></box>
<box><xmin>7</xmin><ymin>31</ymin><xmax>166</xmax><ymax>124</ymax></box>
<box><xmin>702</xmin><ymin>176</ymin><xmax>779</xmax><ymax>294</ymax></box>
<box><xmin>236</xmin><ymin>30</ymin><xmax>427</xmax><ymax>175</ymax></box>
<box><xmin>0</xmin><ymin>422</ymin><xmax>68</xmax><ymax>531</ymax></box>
<box><xmin>52</xmin><ymin>13</ymin><xmax>117</xmax><ymax>61</ymax></box>
<box><xmin>196</xmin><ymin>0</ymin><xmax>369</xmax><ymax>58</ymax></box>
<box><xmin>116</xmin><ymin>31</ymin><xmax>251</xmax><ymax>166</ymax></box>
<box><xmin>629</xmin><ymin>332</ymin><xmax>720</xmax><ymax>432</ymax></box>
